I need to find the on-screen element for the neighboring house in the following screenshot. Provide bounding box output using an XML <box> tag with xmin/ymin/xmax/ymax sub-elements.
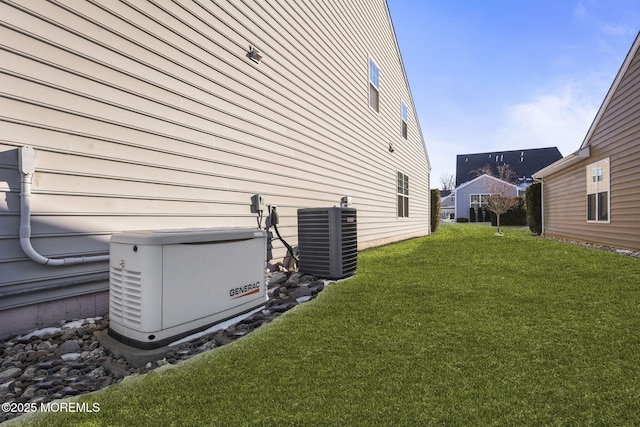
<box><xmin>533</xmin><ymin>32</ymin><xmax>640</xmax><ymax>251</ymax></box>
<box><xmin>454</xmin><ymin>174</ymin><xmax>519</xmax><ymax>221</ymax></box>
<box><xmin>456</xmin><ymin>147</ymin><xmax>563</xmax><ymax>187</ymax></box>
<box><xmin>440</xmin><ymin>191</ymin><xmax>455</xmax><ymax>220</ymax></box>
<box><xmin>0</xmin><ymin>1</ymin><xmax>431</xmax><ymax>337</ymax></box>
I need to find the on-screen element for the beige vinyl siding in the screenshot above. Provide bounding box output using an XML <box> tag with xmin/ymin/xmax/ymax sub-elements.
<box><xmin>542</xmin><ymin>41</ymin><xmax>640</xmax><ymax>250</ymax></box>
<box><xmin>0</xmin><ymin>0</ymin><xmax>430</xmax><ymax>324</ymax></box>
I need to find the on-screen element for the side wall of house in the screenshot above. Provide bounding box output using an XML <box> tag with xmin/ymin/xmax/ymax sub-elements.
<box><xmin>0</xmin><ymin>0</ymin><xmax>430</xmax><ymax>336</ymax></box>
<box><xmin>454</xmin><ymin>176</ymin><xmax>517</xmax><ymax>220</ymax></box>
<box><xmin>542</xmin><ymin>46</ymin><xmax>640</xmax><ymax>250</ymax></box>
<box><xmin>455</xmin><ymin>178</ymin><xmax>490</xmax><ymax>220</ymax></box>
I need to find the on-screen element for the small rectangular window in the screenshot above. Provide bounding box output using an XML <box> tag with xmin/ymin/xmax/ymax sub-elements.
<box><xmin>369</xmin><ymin>58</ymin><xmax>380</xmax><ymax>112</ymax></box>
<box><xmin>592</xmin><ymin>167</ymin><xmax>603</xmax><ymax>182</ymax></box>
<box><xmin>401</xmin><ymin>101</ymin><xmax>408</xmax><ymax>139</ymax></box>
<box><xmin>397</xmin><ymin>171</ymin><xmax>409</xmax><ymax>217</ymax></box>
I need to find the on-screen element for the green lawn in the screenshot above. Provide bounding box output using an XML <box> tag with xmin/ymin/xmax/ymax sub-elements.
<box><xmin>14</xmin><ymin>224</ymin><xmax>640</xmax><ymax>426</ymax></box>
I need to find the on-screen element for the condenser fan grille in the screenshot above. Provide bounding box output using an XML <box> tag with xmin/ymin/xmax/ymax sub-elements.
<box><xmin>297</xmin><ymin>207</ymin><xmax>357</xmax><ymax>279</ymax></box>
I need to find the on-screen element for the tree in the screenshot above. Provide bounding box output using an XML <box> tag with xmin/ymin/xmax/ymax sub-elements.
<box><xmin>430</xmin><ymin>189</ymin><xmax>441</xmax><ymax>232</ymax></box>
<box><xmin>439</xmin><ymin>172</ymin><xmax>455</xmax><ymax>191</ymax></box>
<box><xmin>472</xmin><ymin>163</ymin><xmax>517</xmax><ymax>182</ymax></box>
<box><xmin>483</xmin><ymin>164</ymin><xmax>520</xmax><ymax>235</ymax></box>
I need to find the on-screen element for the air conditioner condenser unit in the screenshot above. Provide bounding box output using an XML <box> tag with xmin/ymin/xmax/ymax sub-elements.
<box><xmin>108</xmin><ymin>228</ymin><xmax>267</xmax><ymax>349</ymax></box>
<box><xmin>297</xmin><ymin>207</ymin><xmax>357</xmax><ymax>279</ymax></box>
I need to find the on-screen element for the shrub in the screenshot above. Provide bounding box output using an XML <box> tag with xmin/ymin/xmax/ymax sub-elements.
<box><xmin>457</xmin><ymin>217</ymin><xmax>469</xmax><ymax>223</ymax></box>
<box><xmin>526</xmin><ymin>182</ymin><xmax>542</xmax><ymax>235</ymax></box>
<box><xmin>490</xmin><ymin>198</ymin><xmax>526</xmax><ymax>226</ymax></box>
<box><xmin>481</xmin><ymin>208</ymin><xmax>490</xmax><ymax>222</ymax></box>
<box><xmin>469</xmin><ymin>207</ymin><xmax>477</xmax><ymax>222</ymax></box>
<box><xmin>430</xmin><ymin>189</ymin><xmax>441</xmax><ymax>233</ymax></box>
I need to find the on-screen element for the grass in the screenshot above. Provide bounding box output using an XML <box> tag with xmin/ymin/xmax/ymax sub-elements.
<box><xmin>13</xmin><ymin>223</ymin><xmax>640</xmax><ymax>426</ymax></box>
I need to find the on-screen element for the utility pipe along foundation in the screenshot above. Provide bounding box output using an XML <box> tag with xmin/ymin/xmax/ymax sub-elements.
<box><xmin>18</xmin><ymin>146</ymin><xmax>109</xmax><ymax>266</ymax></box>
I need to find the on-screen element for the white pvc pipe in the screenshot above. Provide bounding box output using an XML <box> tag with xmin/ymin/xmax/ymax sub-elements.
<box><xmin>19</xmin><ymin>146</ymin><xmax>109</xmax><ymax>266</ymax></box>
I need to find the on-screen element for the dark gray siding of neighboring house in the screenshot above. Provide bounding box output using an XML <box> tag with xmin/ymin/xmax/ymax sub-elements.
<box><xmin>0</xmin><ymin>0</ymin><xmax>430</xmax><ymax>337</ymax></box>
<box><xmin>541</xmin><ymin>34</ymin><xmax>640</xmax><ymax>250</ymax></box>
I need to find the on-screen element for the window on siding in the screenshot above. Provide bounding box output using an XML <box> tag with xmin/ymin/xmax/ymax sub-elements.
<box><xmin>369</xmin><ymin>58</ymin><xmax>380</xmax><ymax>112</ymax></box>
<box><xmin>397</xmin><ymin>171</ymin><xmax>409</xmax><ymax>217</ymax></box>
<box><xmin>586</xmin><ymin>158</ymin><xmax>610</xmax><ymax>222</ymax></box>
<box><xmin>401</xmin><ymin>101</ymin><xmax>408</xmax><ymax>139</ymax></box>
<box><xmin>470</xmin><ymin>194</ymin><xmax>490</xmax><ymax>207</ymax></box>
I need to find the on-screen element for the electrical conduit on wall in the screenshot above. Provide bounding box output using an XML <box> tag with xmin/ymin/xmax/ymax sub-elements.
<box><xmin>18</xmin><ymin>146</ymin><xmax>109</xmax><ymax>266</ymax></box>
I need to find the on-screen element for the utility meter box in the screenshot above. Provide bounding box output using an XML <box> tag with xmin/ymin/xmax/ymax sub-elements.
<box><xmin>108</xmin><ymin>228</ymin><xmax>267</xmax><ymax>349</ymax></box>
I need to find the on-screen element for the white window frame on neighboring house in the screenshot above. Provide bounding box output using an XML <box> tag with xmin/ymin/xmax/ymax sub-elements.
<box><xmin>401</xmin><ymin>101</ymin><xmax>408</xmax><ymax>139</ymax></box>
<box><xmin>470</xmin><ymin>193</ymin><xmax>491</xmax><ymax>208</ymax></box>
<box><xmin>369</xmin><ymin>57</ymin><xmax>380</xmax><ymax>113</ymax></box>
<box><xmin>397</xmin><ymin>171</ymin><xmax>409</xmax><ymax>218</ymax></box>
<box><xmin>586</xmin><ymin>158</ymin><xmax>610</xmax><ymax>223</ymax></box>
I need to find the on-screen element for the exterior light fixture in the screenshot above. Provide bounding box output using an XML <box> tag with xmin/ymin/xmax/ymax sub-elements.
<box><xmin>247</xmin><ymin>46</ymin><xmax>263</xmax><ymax>63</ymax></box>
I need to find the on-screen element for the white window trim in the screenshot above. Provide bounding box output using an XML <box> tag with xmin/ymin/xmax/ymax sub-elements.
<box><xmin>470</xmin><ymin>193</ymin><xmax>491</xmax><ymax>207</ymax></box>
<box><xmin>586</xmin><ymin>157</ymin><xmax>611</xmax><ymax>224</ymax></box>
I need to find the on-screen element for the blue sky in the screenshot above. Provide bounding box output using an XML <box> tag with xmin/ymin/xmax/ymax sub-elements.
<box><xmin>387</xmin><ymin>1</ymin><xmax>640</xmax><ymax>188</ymax></box>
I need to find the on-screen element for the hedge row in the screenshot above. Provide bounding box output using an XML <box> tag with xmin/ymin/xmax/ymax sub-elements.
<box><xmin>452</xmin><ymin>182</ymin><xmax>543</xmax><ymax>233</ymax></box>
<box><xmin>525</xmin><ymin>182</ymin><xmax>542</xmax><ymax>235</ymax></box>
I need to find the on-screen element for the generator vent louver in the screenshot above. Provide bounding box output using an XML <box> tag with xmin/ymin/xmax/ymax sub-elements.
<box><xmin>109</xmin><ymin>267</ymin><xmax>142</xmax><ymax>326</ymax></box>
<box><xmin>297</xmin><ymin>207</ymin><xmax>357</xmax><ymax>279</ymax></box>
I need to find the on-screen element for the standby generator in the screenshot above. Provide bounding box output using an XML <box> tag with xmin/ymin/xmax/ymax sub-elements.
<box><xmin>108</xmin><ymin>228</ymin><xmax>266</xmax><ymax>349</ymax></box>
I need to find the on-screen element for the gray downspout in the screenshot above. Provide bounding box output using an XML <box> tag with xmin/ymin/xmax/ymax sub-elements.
<box><xmin>19</xmin><ymin>146</ymin><xmax>109</xmax><ymax>266</ymax></box>
<box><xmin>540</xmin><ymin>178</ymin><xmax>544</xmax><ymax>236</ymax></box>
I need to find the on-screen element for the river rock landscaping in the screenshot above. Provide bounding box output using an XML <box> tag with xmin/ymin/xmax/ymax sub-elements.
<box><xmin>543</xmin><ymin>236</ymin><xmax>640</xmax><ymax>258</ymax></box>
<box><xmin>0</xmin><ymin>271</ymin><xmax>327</xmax><ymax>424</ymax></box>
